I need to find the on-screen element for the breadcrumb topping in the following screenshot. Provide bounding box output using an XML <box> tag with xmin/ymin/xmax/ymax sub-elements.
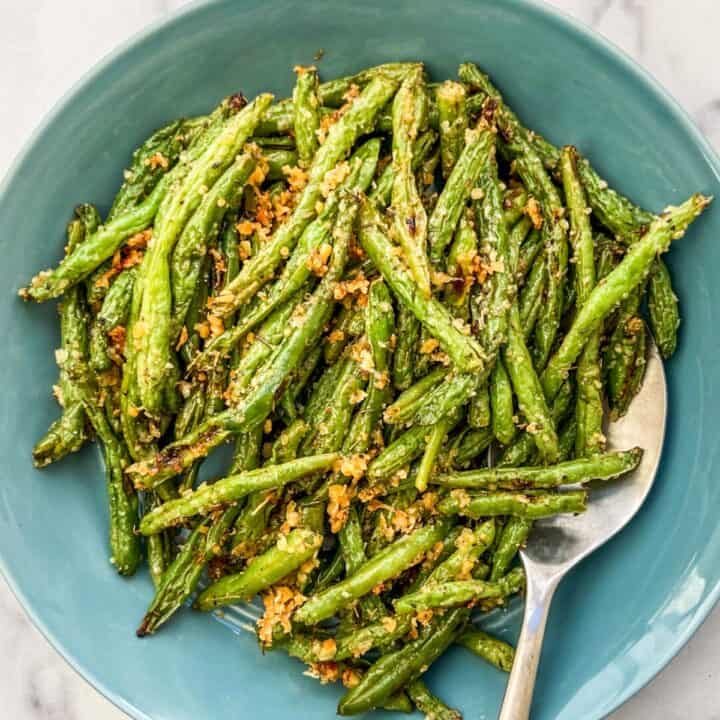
<box><xmin>327</xmin><ymin>483</ymin><xmax>354</xmax><ymax>532</ymax></box>
<box><xmin>304</xmin><ymin>662</ymin><xmax>340</xmax><ymax>684</ymax></box>
<box><xmin>95</xmin><ymin>229</ymin><xmax>151</xmax><ymax>289</ymax></box>
<box><xmin>333</xmin><ymin>273</ymin><xmax>370</xmax><ymax>302</ymax></box>
<box><xmin>307</xmin><ymin>243</ymin><xmax>333</xmax><ymax>276</ymax></box>
<box><xmin>420</xmin><ymin>338</ymin><xmax>439</xmax><ymax>354</ymax></box>
<box><xmin>524</xmin><ymin>196</ymin><xmax>544</xmax><ymax>229</ymax></box>
<box><xmin>320</xmin><ymin>161</ymin><xmax>350</xmax><ymax>199</ymax></box>
<box><xmin>256</xmin><ymin>585</ymin><xmax>306</xmax><ymax>646</ymax></box>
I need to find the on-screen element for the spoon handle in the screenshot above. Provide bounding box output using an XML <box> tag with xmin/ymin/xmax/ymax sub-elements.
<box><xmin>498</xmin><ymin>561</ymin><xmax>560</xmax><ymax>720</ymax></box>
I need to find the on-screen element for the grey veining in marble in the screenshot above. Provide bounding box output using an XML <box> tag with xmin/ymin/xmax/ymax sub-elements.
<box><xmin>1</xmin><ymin>1</ymin><xmax>719</xmax><ymax>718</ymax></box>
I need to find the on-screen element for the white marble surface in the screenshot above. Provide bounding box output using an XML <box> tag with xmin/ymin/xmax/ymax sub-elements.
<box><xmin>1</xmin><ymin>1</ymin><xmax>719</xmax><ymax>718</ymax></box>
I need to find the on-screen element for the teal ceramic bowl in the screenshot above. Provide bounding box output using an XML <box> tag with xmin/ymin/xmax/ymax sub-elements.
<box><xmin>1</xmin><ymin>1</ymin><xmax>719</xmax><ymax>718</ymax></box>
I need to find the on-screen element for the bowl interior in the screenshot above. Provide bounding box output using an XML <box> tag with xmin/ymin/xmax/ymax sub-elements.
<box><xmin>1</xmin><ymin>1</ymin><xmax>720</xmax><ymax>719</ymax></box>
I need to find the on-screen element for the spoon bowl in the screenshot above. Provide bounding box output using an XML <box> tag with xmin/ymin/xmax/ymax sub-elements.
<box><xmin>499</xmin><ymin>340</ymin><xmax>667</xmax><ymax>719</ymax></box>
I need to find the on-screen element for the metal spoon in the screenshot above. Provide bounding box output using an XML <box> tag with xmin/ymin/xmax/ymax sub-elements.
<box><xmin>498</xmin><ymin>341</ymin><xmax>667</xmax><ymax>720</ymax></box>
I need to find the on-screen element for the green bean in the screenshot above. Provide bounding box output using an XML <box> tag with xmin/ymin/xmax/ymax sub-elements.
<box><xmin>88</xmin><ymin>267</ymin><xmax>136</xmax><ymax>372</ymax></box>
<box><xmin>300</xmin><ymin>364</ymin><xmax>344</xmax><ymax>431</ymax></box>
<box><xmin>271</xmin><ymin>420</ymin><xmax>311</xmax><ymax>464</ymax></box>
<box><xmin>438</xmin><ymin>489</ymin><xmax>587</xmax><ymax>519</ymax></box>
<box><xmin>127</xmin><ymin>200</ymin><xmax>350</xmax><ymax>487</ymax></box>
<box><xmin>428</xmin><ymin>122</ymin><xmax>495</xmax><ymax>265</ymax></box>
<box><xmin>315</xmin><ymin>63</ymin><xmax>420</xmax><ymax>107</ymax></box>
<box><xmin>323</xmin><ymin>306</ymin><xmax>364</xmax><ymax>364</ymax></box>
<box><xmin>334</xmin><ymin>615</ymin><xmax>414</xmax><ymax>660</ymax></box>
<box><xmin>561</xmin><ymin>148</ymin><xmax>596</xmax><ymax>302</ymax></box>
<box><xmin>498</xmin><ymin>380</ymin><xmax>573</xmax><ymax>468</ymax></box>
<box><xmin>436</xmin><ymin>80</ymin><xmax>468</xmax><ymax>180</ymax></box>
<box><xmin>518</xmin><ymin>255</ymin><xmax>546</xmax><ymax>340</ymax></box>
<box><xmin>648</xmin><ymin>258</ymin><xmax>679</xmax><ymax>359</ymax></box>
<box><xmin>81</xmin><ymin>203</ymin><xmax>111</xmax><ymax>308</ymax></box>
<box><xmin>226</xmin><ymin>294</ymin><xmax>302</xmax><ymax>401</ymax></box>
<box><xmin>278</xmin><ymin>344</ymin><xmax>322</xmax><ymax>422</ymax></box>
<box><xmin>204</xmin><ymin>136</ymin><xmax>380</xmax><ymax>328</ymax></box>
<box><xmin>475</xmin><ymin>146</ymin><xmax>515</xmax><ymax>353</ymax></box>
<box><xmin>458</xmin><ymin>62</ymin><xmax>654</xmax><ymax>235</ymax></box>
<box><xmin>339</xmin><ymin>507</ymin><xmax>387</xmax><ymax>622</ymax></box>
<box><xmin>415</xmin><ymin>413</ymin><xmax>453</xmax><ymax>492</ymax></box>
<box><xmin>413</xmin><ymin>371</ymin><xmax>477</xmax><ymax>427</ymax></box>
<box><xmin>213</xmin><ymin>76</ymin><xmax>399</xmax><ymax>313</ymax></box>
<box><xmin>391</xmin><ymin>304</ymin><xmax>422</xmax><ymax>391</ymax></box>
<box><xmin>368</xmin><ymin>409</ymin><xmax>461</xmax><ymax>483</ymax></box>
<box><xmin>146</xmin><ymin>517</ymin><xmax>173</xmax><ymax>590</ymax></box>
<box><xmin>294</xmin><ymin>519</ymin><xmax>452</xmax><ymax>625</ymax></box>
<box><xmin>407</xmin><ymin>680</ymin><xmax>462</xmax><ymax>720</ymax></box>
<box><xmin>228</xmin><ymin>426</ymin><xmax>263</xmax><ymax>475</ymax></box>
<box><xmin>457</xmin><ymin>630</ymin><xmax>515</xmax><ymax>672</ymax></box>
<box><xmin>468</xmin><ymin>381</ymin><xmax>491</xmax><ymax>429</ymax></box>
<box><xmin>265</xmin><ymin>151</ymin><xmax>301</xmax><ymax>182</ymax></box>
<box><xmin>70</xmin><ymin>363</ymin><xmax>141</xmax><ymax>575</ymax></box>
<box><xmin>561</xmin><ymin>146</ymin><xmax>605</xmax><ymax>456</ymax></box>
<box><xmin>395</xmin><ymin>577</ymin><xmax>515</xmax><ymax>614</ymax></box>
<box><xmin>138</xmin><ymin>453</ymin><xmax>338</xmax><ymax>534</ymax></box>
<box><xmin>371</xmin><ymin>691</ymin><xmax>409</xmax><ymax>713</ymax></box>
<box><xmin>542</xmin><ymin>195</ymin><xmax>710</xmax><ymax>401</ymax></box>
<box><xmin>225</xmin><ymin>196</ymin><xmax>355</xmax><ymax>434</ymax></box>
<box><xmin>463</xmin><ymin>61</ymin><xmax>685</xmax><ymax>367</ymax></box>
<box><xmin>342</xmin><ymin>279</ymin><xmax>395</xmax><ymax>455</ymax></box>
<box><xmin>604</xmin><ymin>286</ymin><xmax>647</xmax><ymax>420</ymax></box>
<box><xmin>136</xmin><ymin>95</ymin><xmax>272</xmax><ymax>414</ymax></box>
<box><xmin>231</xmin><ymin>490</ymin><xmax>276</xmax><ymax>556</ymax></box>
<box><xmin>301</xmin><ymin>353</ymin><xmax>365</xmax><ymax>456</ymax></box>
<box><xmin>293</xmin><ymin>66</ymin><xmax>321</xmax><ymax>166</ymax></box>
<box><xmin>391</xmin><ymin>66</ymin><xmax>432</xmax><ymax>296</ymax></box>
<box><xmin>137</xmin><ymin>502</ymin><xmax>241</xmax><ymax>635</ymax></box>
<box><xmin>360</xmin><ymin>198</ymin><xmax>487</xmax><ymax>373</ymax></box>
<box><xmin>490</xmin><ymin>360</ymin><xmax>515</xmax><ymax>446</ymax></box>
<box><xmin>502</xmin><ymin>216</ymin><xmax>559</xmax><ymax>463</ymax></box>
<box><xmin>504</xmin><ymin>311</ymin><xmax>559</xmax><ymax>462</ymax></box>
<box><xmin>371</xmin><ymin>130</ymin><xmax>438</xmax><ymax>209</ymax></box>
<box><xmin>454</xmin><ymin>427</ymin><xmax>493</xmax><ymax>467</ymax></box>
<box><xmin>109</xmin><ymin>118</ymin><xmax>207</xmax><ymax>221</ymax></box>
<box><xmin>25</xmin><ymin>113</ymin><xmax>214</xmax><ymax>304</ymax></box>
<box><xmin>249</xmin><ymin>135</ymin><xmax>296</xmax><ymax>149</ymax></box>
<box><xmin>195</xmin><ymin>528</ymin><xmax>322</xmax><ymax>610</ymax></box>
<box><xmin>74</xmin><ymin>202</ymin><xmax>101</xmax><ymax>235</ymax></box>
<box><xmin>490</xmin><ymin>517</ymin><xmax>531</xmax><ymax>581</ymax></box>
<box><xmin>32</xmin><ymin>218</ymin><xmax>90</xmax><ymax>467</ymax></box>
<box><xmin>512</xmin><ymin>154</ymin><xmax>568</xmax><ymax>370</ymax></box>
<box><xmin>118</xmin><ymin>257</ymin><xmax>153</xmax><ymax>462</ymax></box>
<box><xmin>575</xmin><ymin>156</ymin><xmax>655</xmax><ymax>237</ymax></box>
<box><xmin>311</xmin><ymin>547</ymin><xmax>346</xmax><ymax>594</ymax></box>
<box><xmin>256</xmin><ymin>62</ymin><xmax>419</xmax><ymax>135</ymax></box>
<box><xmin>169</xmin><ymin>152</ymin><xmax>257</xmax><ymax>337</ymax></box>
<box><xmin>444</xmin><ymin>209</ymin><xmax>477</xmax><ymax>311</ymax></box>
<box><xmin>339</xmin><ymin>506</ymin><xmax>367</xmax><ymax>576</ymax></box>
<box><xmin>503</xmin><ymin>185</ymin><xmax>529</xmax><ymax>228</ymax></box>
<box><xmin>366</xmin><ymin>484</ymin><xmax>419</xmax><ymax>558</ymax></box>
<box><xmin>425</xmin><ymin>520</ymin><xmax>496</xmax><ymax>585</ymax></box>
<box><xmin>384</xmin><ymin>368</ymin><xmax>446</xmax><ymax>425</ymax></box>
<box><xmin>22</xmin><ymin>174</ymin><xmax>170</xmax><ymax>302</ymax></box>
<box><xmin>434</xmin><ymin>448</ymin><xmax>641</xmax><ymax>490</ymax></box>
<box><xmin>558</xmin><ymin>417</ymin><xmax>578</xmax><ymax>462</ymax></box>
<box><xmin>517</xmin><ymin>227</ymin><xmax>543</xmax><ymax>281</ymax></box>
<box><xmin>337</xmin><ymin>608</ymin><xmax>466</xmax><ymax>715</ymax></box>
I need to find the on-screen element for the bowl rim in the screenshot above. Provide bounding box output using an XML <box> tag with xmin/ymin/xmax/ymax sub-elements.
<box><xmin>2</xmin><ymin>1</ymin><xmax>720</xmax><ymax>718</ymax></box>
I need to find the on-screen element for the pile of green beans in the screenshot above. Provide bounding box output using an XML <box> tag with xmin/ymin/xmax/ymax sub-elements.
<box><xmin>22</xmin><ymin>60</ymin><xmax>708</xmax><ymax>717</ymax></box>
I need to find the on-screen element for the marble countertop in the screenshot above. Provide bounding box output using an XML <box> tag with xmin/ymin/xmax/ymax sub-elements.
<box><xmin>1</xmin><ymin>1</ymin><xmax>718</xmax><ymax>718</ymax></box>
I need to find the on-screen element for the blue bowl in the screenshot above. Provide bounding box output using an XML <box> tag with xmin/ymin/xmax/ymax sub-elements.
<box><xmin>1</xmin><ymin>1</ymin><xmax>719</xmax><ymax>718</ymax></box>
